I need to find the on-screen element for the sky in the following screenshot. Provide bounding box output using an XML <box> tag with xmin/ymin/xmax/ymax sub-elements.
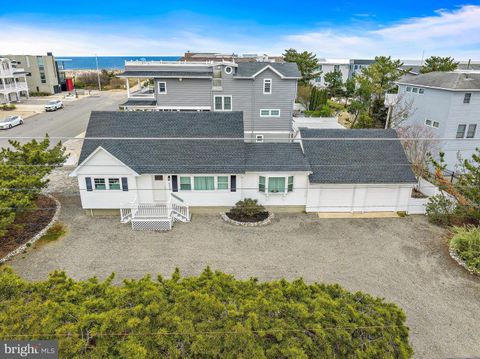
<box><xmin>1</xmin><ymin>0</ymin><xmax>480</xmax><ymax>59</ymax></box>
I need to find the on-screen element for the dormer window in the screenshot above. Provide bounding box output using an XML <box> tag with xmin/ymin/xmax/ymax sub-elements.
<box><xmin>263</xmin><ymin>79</ymin><xmax>272</xmax><ymax>94</ymax></box>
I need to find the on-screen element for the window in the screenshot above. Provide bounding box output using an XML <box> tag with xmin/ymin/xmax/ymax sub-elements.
<box><xmin>263</xmin><ymin>79</ymin><xmax>272</xmax><ymax>94</ymax></box>
<box><xmin>154</xmin><ymin>175</ymin><xmax>163</xmax><ymax>181</ymax></box>
<box><xmin>334</xmin><ymin>65</ymin><xmax>340</xmax><ymax>71</ymax></box>
<box><xmin>425</xmin><ymin>119</ymin><xmax>432</xmax><ymax>126</ymax></box>
<box><xmin>158</xmin><ymin>82</ymin><xmax>167</xmax><ymax>94</ymax></box>
<box><xmin>259</xmin><ymin>176</ymin><xmax>266</xmax><ymax>192</ymax></box>
<box><xmin>94</xmin><ymin>178</ymin><xmax>106</xmax><ymax>190</ymax></box>
<box><xmin>466</xmin><ymin>124</ymin><xmax>477</xmax><ymax>138</ymax></box>
<box><xmin>287</xmin><ymin>176</ymin><xmax>294</xmax><ymax>192</ymax></box>
<box><xmin>180</xmin><ymin>177</ymin><xmax>191</xmax><ymax>190</ymax></box>
<box><xmin>108</xmin><ymin>178</ymin><xmax>121</xmax><ymax>190</ymax></box>
<box><xmin>412</xmin><ymin>87</ymin><xmax>418</xmax><ymax>93</ymax></box>
<box><xmin>464</xmin><ymin>93</ymin><xmax>471</xmax><ymax>104</ymax></box>
<box><xmin>224</xmin><ymin>66</ymin><xmax>233</xmax><ymax>74</ymax></box>
<box><xmin>268</xmin><ymin>177</ymin><xmax>285</xmax><ymax>193</ymax></box>
<box><xmin>214</xmin><ymin>96</ymin><xmax>232</xmax><ymax>111</ymax></box>
<box><xmin>456</xmin><ymin>124</ymin><xmax>467</xmax><ymax>138</ymax></box>
<box><xmin>406</xmin><ymin>87</ymin><xmax>411</xmax><ymax>92</ymax></box>
<box><xmin>259</xmin><ymin>109</ymin><xmax>281</xmax><ymax>117</ymax></box>
<box><xmin>217</xmin><ymin>176</ymin><xmax>229</xmax><ymax>190</ymax></box>
<box><xmin>194</xmin><ymin>176</ymin><xmax>214</xmax><ymax>190</ymax></box>
<box><xmin>318</xmin><ymin>65</ymin><xmax>323</xmax><ymax>71</ymax></box>
<box><xmin>255</xmin><ymin>135</ymin><xmax>264</xmax><ymax>143</ymax></box>
<box><xmin>315</xmin><ymin>76</ymin><xmax>321</xmax><ymax>83</ymax></box>
<box><xmin>419</xmin><ymin>88</ymin><xmax>425</xmax><ymax>94</ymax></box>
<box><xmin>433</xmin><ymin>121</ymin><xmax>440</xmax><ymax>128</ymax></box>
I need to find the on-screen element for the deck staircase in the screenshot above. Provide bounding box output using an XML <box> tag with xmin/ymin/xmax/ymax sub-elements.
<box><xmin>120</xmin><ymin>193</ymin><xmax>190</xmax><ymax>231</ymax></box>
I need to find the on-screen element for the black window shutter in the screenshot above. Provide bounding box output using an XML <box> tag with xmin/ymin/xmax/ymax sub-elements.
<box><xmin>85</xmin><ymin>177</ymin><xmax>93</xmax><ymax>191</ymax></box>
<box><xmin>121</xmin><ymin>177</ymin><xmax>128</xmax><ymax>191</ymax></box>
<box><xmin>172</xmin><ymin>175</ymin><xmax>178</xmax><ymax>192</ymax></box>
<box><xmin>230</xmin><ymin>175</ymin><xmax>237</xmax><ymax>192</ymax></box>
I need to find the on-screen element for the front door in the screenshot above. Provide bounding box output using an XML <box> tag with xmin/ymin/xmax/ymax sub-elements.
<box><xmin>153</xmin><ymin>175</ymin><xmax>167</xmax><ymax>202</ymax></box>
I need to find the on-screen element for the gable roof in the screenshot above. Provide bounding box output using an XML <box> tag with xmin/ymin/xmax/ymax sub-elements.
<box><xmin>397</xmin><ymin>71</ymin><xmax>480</xmax><ymax>91</ymax></box>
<box><xmin>234</xmin><ymin>62</ymin><xmax>301</xmax><ymax>79</ymax></box>
<box><xmin>78</xmin><ymin>111</ymin><xmax>245</xmax><ymax>174</ymax></box>
<box><xmin>299</xmin><ymin>129</ymin><xmax>416</xmax><ymax>184</ymax></box>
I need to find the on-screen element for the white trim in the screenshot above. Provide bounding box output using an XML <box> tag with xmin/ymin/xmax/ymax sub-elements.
<box><xmin>250</xmin><ymin>65</ymin><xmax>287</xmax><ymax>79</ymax></box>
<box><xmin>398</xmin><ymin>82</ymin><xmax>480</xmax><ymax>92</ymax></box>
<box><xmin>244</xmin><ymin>131</ymin><xmax>290</xmax><ymax>134</ymax></box>
<box><xmin>69</xmin><ymin>146</ymin><xmax>139</xmax><ymax>177</ymax></box>
<box><xmin>259</xmin><ymin>109</ymin><xmax>281</xmax><ymax>117</ymax></box>
<box><xmin>263</xmin><ymin>78</ymin><xmax>272</xmax><ymax>94</ymax></box>
<box><xmin>213</xmin><ymin>95</ymin><xmax>232</xmax><ymax>111</ymax></box>
<box><xmin>158</xmin><ymin>81</ymin><xmax>167</xmax><ymax>94</ymax></box>
<box><xmin>224</xmin><ymin>66</ymin><xmax>233</xmax><ymax>74</ymax></box>
<box><xmin>255</xmin><ymin>135</ymin><xmax>264</xmax><ymax>143</ymax></box>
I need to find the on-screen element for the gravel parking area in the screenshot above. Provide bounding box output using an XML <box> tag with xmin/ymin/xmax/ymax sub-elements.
<box><xmin>8</xmin><ymin>172</ymin><xmax>480</xmax><ymax>358</ymax></box>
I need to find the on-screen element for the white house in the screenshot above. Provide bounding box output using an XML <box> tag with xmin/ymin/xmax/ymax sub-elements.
<box><xmin>71</xmin><ymin>111</ymin><xmax>419</xmax><ymax>230</ymax></box>
<box><xmin>0</xmin><ymin>57</ymin><xmax>29</xmax><ymax>104</ymax></box>
<box><xmin>395</xmin><ymin>71</ymin><xmax>480</xmax><ymax>172</ymax></box>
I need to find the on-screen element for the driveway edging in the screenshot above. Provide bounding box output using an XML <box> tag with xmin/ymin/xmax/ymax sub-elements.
<box><xmin>0</xmin><ymin>194</ymin><xmax>61</xmax><ymax>264</ymax></box>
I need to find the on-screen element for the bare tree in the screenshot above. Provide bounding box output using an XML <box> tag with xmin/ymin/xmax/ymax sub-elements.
<box><xmin>385</xmin><ymin>93</ymin><xmax>417</xmax><ymax>128</ymax></box>
<box><xmin>396</xmin><ymin>124</ymin><xmax>439</xmax><ymax>177</ymax></box>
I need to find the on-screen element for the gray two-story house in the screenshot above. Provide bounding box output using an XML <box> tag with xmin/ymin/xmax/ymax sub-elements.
<box><xmin>118</xmin><ymin>60</ymin><xmax>299</xmax><ymax>142</ymax></box>
<box><xmin>396</xmin><ymin>71</ymin><xmax>480</xmax><ymax>172</ymax></box>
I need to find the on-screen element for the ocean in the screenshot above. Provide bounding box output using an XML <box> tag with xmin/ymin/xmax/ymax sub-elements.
<box><xmin>57</xmin><ymin>56</ymin><xmax>181</xmax><ymax>70</ymax></box>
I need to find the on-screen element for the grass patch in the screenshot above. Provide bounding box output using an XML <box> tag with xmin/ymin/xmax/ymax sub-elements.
<box><xmin>37</xmin><ymin>222</ymin><xmax>67</xmax><ymax>245</ymax></box>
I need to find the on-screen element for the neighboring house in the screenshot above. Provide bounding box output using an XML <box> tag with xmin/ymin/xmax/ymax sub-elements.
<box><xmin>395</xmin><ymin>71</ymin><xmax>480</xmax><ymax>172</ymax></box>
<box><xmin>180</xmin><ymin>51</ymin><xmax>283</xmax><ymax>63</ymax></box>
<box><xmin>313</xmin><ymin>59</ymin><xmax>350</xmax><ymax>87</ymax></box>
<box><xmin>5</xmin><ymin>52</ymin><xmax>61</xmax><ymax>94</ymax></box>
<box><xmin>71</xmin><ymin>111</ymin><xmax>418</xmax><ymax>230</ymax></box>
<box><xmin>0</xmin><ymin>57</ymin><xmax>29</xmax><ymax>104</ymax></box>
<box><xmin>117</xmin><ymin>60</ymin><xmax>300</xmax><ymax>142</ymax></box>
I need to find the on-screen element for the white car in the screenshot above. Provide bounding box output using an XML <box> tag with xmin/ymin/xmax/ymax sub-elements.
<box><xmin>0</xmin><ymin>115</ymin><xmax>23</xmax><ymax>129</ymax></box>
<box><xmin>45</xmin><ymin>99</ymin><xmax>64</xmax><ymax>112</ymax></box>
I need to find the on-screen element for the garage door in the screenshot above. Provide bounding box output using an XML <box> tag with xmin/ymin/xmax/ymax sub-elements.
<box><xmin>315</xmin><ymin>187</ymin><xmax>355</xmax><ymax>212</ymax></box>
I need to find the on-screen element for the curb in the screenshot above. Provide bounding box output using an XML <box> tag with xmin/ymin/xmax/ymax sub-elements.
<box><xmin>0</xmin><ymin>194</ymin><xmax>61</xmax><ymax>264</ymax></box>
<box><xmin>449</xmin><ymin>247</ymin><xmax>480</xmax><ymax>276</ymax></box>
<box><xmin>220</xmin><ymin>212</ymin><xmax>274</xmax><ymax>227</ymax></box>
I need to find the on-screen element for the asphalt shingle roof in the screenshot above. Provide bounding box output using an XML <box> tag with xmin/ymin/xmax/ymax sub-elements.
<box><xmin>245</xmin><ymin>143</ymin><xmax>311</xmax><ymax>172</ymax></box>
<box><xmin>235</xmin><ymin>62</ymin><xmax>301</xmax><ymax>78</ymax></box>
<box><xmin>120</xmin><ymin>99</ymin><xmax>157</xmax><ymax>107</ymax></box>
<box><xmin>299</xmin><ymin>128</ymin><xmax>417</xmax><ymax>184</ymax></box>
<box><xmin>398</xmin><ymin>71</ymin><xmax>480</xmax><ymax>90</ymax></box>
<box><xmin>117</xmin><ymin>70</ymin><xmax>213</xmax><ymax>78</ymax></box>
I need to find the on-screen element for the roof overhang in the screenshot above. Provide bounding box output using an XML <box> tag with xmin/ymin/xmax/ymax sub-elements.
<box><xmin>235</xmin><ymin>65</ymin><xmax>301</xmax><ymax>80</ymax></box>
<box><xmin>396</xmin><ymin>81</ymin><xmax>480</xmax><ymax>92</ymax></box>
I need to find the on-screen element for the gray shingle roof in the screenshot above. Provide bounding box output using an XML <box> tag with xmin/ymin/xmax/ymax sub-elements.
<box><xmin>79</xmin><ymin>111</ymin><xmax>245</xmax><ymax>174</ymax></box>
<box><xmin>245</xmin><ymin>143</ymin><xmax>311</xmax><ymax>172</ymax></box>
<box><xmin>235</xmin><ymin>62</ymin><xmax>301</xmax><ymax>78</ymax></box>
<box><xmin>299</xmin><ymin>129</ymin><xmax>416</xmax><ymax>184</ymax></box>
<box><xmin>398</xmin><ymin>72</ymin><xmax>480</xmax><ymax>90</ymax></box>
<box><xmin>117</xmin><ymin>70</ymin><xmax>213</xmax><ymax>78</ymax></box>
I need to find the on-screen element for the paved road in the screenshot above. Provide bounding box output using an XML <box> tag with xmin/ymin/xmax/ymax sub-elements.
<box><xmin>0</xmin><ymin>91</ymin><xmax>125</xmax><ymax>148</ymax></box>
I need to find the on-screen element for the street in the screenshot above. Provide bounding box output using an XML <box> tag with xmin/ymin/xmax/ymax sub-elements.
<box><xmin>0</xmin><ymin>91</ymin><xmax>125</xmax><ymax>148</ymax></box>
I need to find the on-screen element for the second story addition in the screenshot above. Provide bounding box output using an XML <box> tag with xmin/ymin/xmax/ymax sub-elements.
<box><xmin>118</xmin><ymin>60</ymin><xmax>301</xmax><ymax>142</ymax></box>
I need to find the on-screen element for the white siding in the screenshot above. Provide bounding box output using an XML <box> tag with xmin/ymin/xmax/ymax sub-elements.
<box><xmin>306</xmin><ymin>184</ymin><xmax>414</xmax><ymax>212</ymax></box>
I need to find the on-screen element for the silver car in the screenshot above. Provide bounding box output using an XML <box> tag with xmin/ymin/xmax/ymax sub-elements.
<box><xmin>0</xmin><ymin>115</ymin><xmax>24</xmax><ymax>130</ymax></box>
<box><xmin>45</xmin><ymin>99</ymin><xmax>64</xmax><ymax>112</ymax></box>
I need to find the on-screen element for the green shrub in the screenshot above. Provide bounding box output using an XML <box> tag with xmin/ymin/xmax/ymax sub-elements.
<box><xmin>305</xmin><ymin>105</ymin><xmax>333</xmax><ymax>118</ymax></box>
<box><xmin>450</xmin><ymin>226</ymin><xmax>480</xmax><ymax>272</ymax></box>
<box><xmin>227</xmin><ymin>198</ymin><xmax>268</xmax><ymax>222</ymax></box>
<box><xmin>0</xmin><ymin>267</ymin><xmax>414</xmax><ymax>358</ymax></box>
<box><xmin>426</xmin><ymin>194</ymin><xmax>457</xmax><ymax>226</ymax></box>
<box><xmin>352</xmin><ymin>111</ymin><xmax>374</xmax><ymax>128</ymax></box>
<box><xmin>327</xmin><ymin>99</ymin><xmax>346</xmax><ymax>111</ymax></box>
<box><xmin>0</xmin><ymin>104</ymin><xmax>16</xmax><ymax>111</ymax></box>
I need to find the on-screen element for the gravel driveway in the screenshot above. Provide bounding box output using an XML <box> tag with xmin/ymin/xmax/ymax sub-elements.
<box><xmin>9</xmin><ymin>174</ymin><xmax>480</xmax><ymax>358</ymax></box>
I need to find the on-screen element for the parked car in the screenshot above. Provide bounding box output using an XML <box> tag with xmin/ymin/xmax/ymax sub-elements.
<box><xmin>45</xmin><ymin>99</ymin><xmax>64</xmax><ymax>112</ymax></box>
<box><xmin>0</xmin><ymin>115</ymin><xmax>23</xmax><ymax>129</ymax></box>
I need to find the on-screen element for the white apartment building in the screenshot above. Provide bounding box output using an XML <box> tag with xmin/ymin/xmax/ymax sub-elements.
<box><xmin>0</xmin><ymin>57</ymin><xmax>29</xmax><ymax>104</ymax></box>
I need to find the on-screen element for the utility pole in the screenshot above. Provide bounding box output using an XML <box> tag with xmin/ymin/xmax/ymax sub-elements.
<box><xmin>95</xmin><ymin>54</ymin><xmax>101</xmax><ymax>91</ymax></box>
